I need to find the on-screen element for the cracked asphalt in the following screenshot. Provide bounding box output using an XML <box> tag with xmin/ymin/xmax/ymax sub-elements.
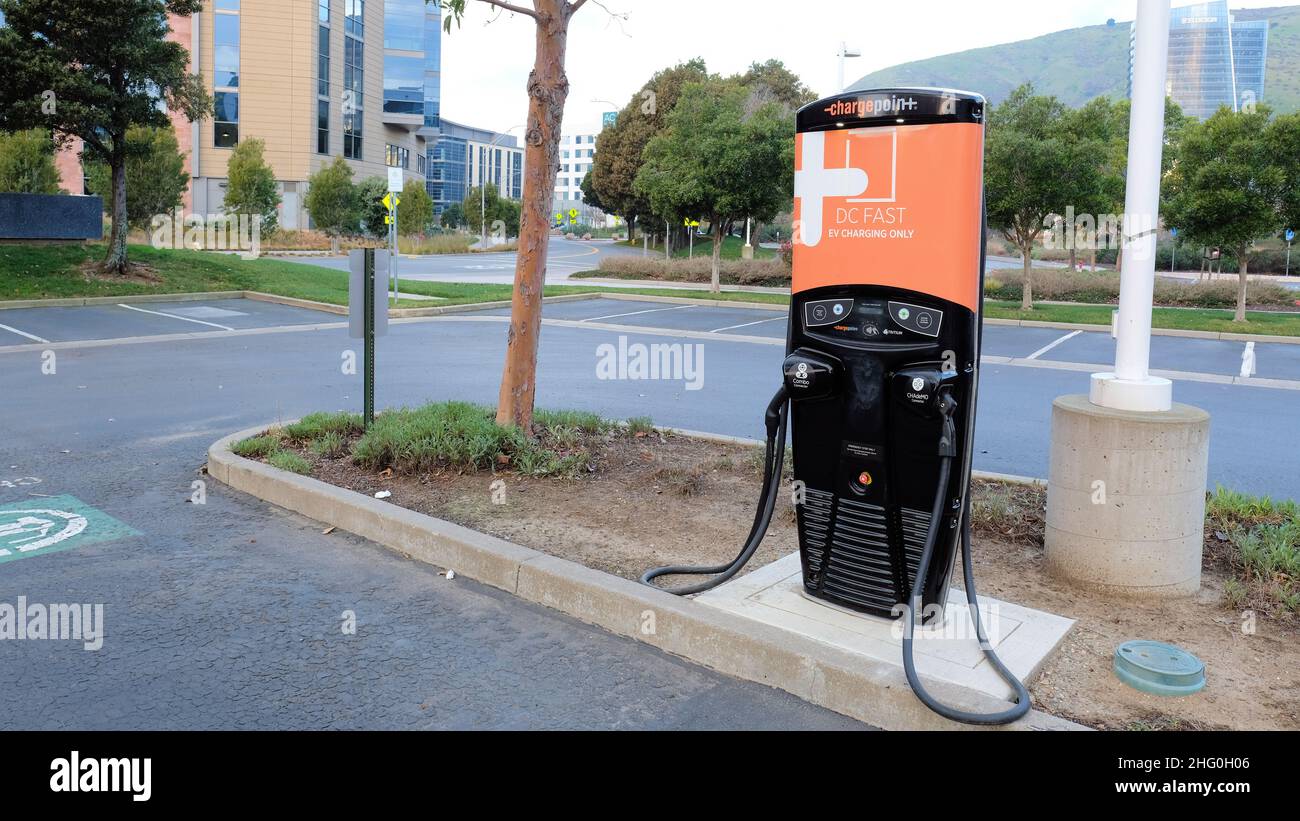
<box><xmin>0</xmin><ymin>301</ymin><xmax>865</xmax><ymax>730</ymax></box>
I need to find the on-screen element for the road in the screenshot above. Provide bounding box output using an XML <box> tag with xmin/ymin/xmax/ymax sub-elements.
<box><xmin>0</xmin><ymin>294</ymin><xmax>871</xmax><ymax>730</ymax></box>
<box><xmin>2</xmin><ymin>294</ymin><xmax>1296</xmax><ymax>494</ymax></box>
<box><xmin>2</xmin><ymin>287</ymin><xmax>1298</xmax><ymax>729</ymax></box>
<box><xmin>295</xmin><ymin>235</ymin><xmax>641</xmax><ymax>286</ymax></box>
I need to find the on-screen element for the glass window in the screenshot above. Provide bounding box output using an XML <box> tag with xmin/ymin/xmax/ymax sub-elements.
<box><xmin>215</xmin><ymin>121</ymin><xmax>239</xmax><ymax>149</ymax></box>
<box><xmin>386</xmin><ymin>144</ymin><xmax>410</xmax><ymax>169</ymax></box>
<box><xmin>317</xmin><ymin>99</ymin><xmax>330</xmax><ymax>154</ymax></box>
<box><xmin>383</xmin><ymin>54</ymin><xmax>423</xmax><ymax>116</ymax></box>
<box><xmin>344</xmin><ymin>111</ymin><xmax>363</xmax><ymax>160</ymax></box>
<box><xmin>215</xmin><ymin>0</ymin><xmax>240</xmax><ymax>9</ymax></box>
<box><xmin>384</xmin><ymin>0</ymin><xmax>424</xmax><ymax>52</ymax></box>
<box><xmin>318</xmin><ymin>26</ymin><xmax>330</xmax><ymax>97</ymax></box>
<box><xmin>345</xmin><ymin>35</ymin><xmax>364</xmax><ymax>109</ymax></box>
<box><xmin>319</xmin><ymin>0</ymin><xmax>330</xmax><ymax>23</ymax></box>
<box><xmin>214</xmin><ymin>14</ymin><xmax>240</xmax><ymax>88</ymax></box>
<box><xmin>345</xmin><ymin>0</ymin><xmax>365</xmax><ymax>38</ymax></box>
<box><xmin>214</xmin><ymin>91</ymin><xmax>239</xmax><ymax>123</ymax></box>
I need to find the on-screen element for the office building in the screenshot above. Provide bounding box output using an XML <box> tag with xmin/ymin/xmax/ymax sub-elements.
<box><xmin>553</xmin><ymin>132</ymin><xmax>611</xmax><ymax>226</ymax></box>
<box><xmin>48</xmin><ymin>1</ymin><xmax>441</xmax><ymax>230</ymax></box>
<box><xmin>427</xmin><ymin>118</ymin><xmax>524</xmax><ymax>216</ymax></box>
<box><xmin>1131</xmin><ymin>0</ymin><xmax>1270</xmax><ymax>120</ymax></box>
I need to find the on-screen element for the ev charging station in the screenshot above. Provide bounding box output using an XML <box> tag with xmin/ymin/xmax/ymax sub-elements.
<box><xmin>644</xmin><ymin>88</ymin><xmax>1030</xmax><ymax>725</ymax></box>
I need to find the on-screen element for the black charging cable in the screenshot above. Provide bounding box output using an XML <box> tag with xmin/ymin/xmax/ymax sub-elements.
<box><xmin>900</xmin><ymin>391</ymin><xmax>1032</xmax><ymax>725</ymax></box>
<box><xmin>640</xmin><ymin>386</ymin><xmax>789</xmax><ymax>595</ymax></box>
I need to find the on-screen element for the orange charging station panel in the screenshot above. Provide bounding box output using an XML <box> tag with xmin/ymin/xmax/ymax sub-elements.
<box><xmin>784</xmin><ymin>89</ymin><xmax>987</xmax><ymax>618</ymax></box>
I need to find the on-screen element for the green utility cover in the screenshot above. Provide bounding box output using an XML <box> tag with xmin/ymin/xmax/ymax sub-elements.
<box><xmin>1113</xmin><ymin>640</ymin><xmax>1206</xmax><ymax>697</ymax></box>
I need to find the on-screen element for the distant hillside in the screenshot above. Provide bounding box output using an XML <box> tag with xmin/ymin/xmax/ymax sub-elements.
<box><xmin>849</xmin><ymin>5</ymin><xmax>1300</xmax><ymax>115</ymax></box>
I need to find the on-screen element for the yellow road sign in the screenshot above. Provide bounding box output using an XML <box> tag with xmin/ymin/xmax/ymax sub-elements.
<box><xmin>382</xmin><ymin>193</ymin><xmax>401</xmax><ymax>211</ymax></box>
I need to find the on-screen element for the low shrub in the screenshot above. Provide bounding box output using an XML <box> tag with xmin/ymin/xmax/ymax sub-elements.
<box><xmin>985</xmin><ymin>268</ymin><xmax>1295</xmax><ymax>308</ymax></box>
<box><xmin>596</xmin><ymin>255</ymin><xmax>791</xmax><ymax>287</ymax></box>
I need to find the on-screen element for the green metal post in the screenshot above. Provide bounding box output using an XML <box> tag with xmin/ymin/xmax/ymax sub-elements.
<box><xmin>363</xmin><ymin>247</ymin><xmax>375</xmax><ymax>429</ymax></box>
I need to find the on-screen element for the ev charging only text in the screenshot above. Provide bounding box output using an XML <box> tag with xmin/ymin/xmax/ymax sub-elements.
<box><xmin>828</xmin><ymin>207</ymin><xmax>913</xmax><ymax>240</ymax></box>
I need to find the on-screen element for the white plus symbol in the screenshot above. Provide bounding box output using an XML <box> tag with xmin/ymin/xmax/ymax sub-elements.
<box><xmin>794</xmin><ymin>131</ymin><xmax>869</xmax><ymax>247</ymax></box>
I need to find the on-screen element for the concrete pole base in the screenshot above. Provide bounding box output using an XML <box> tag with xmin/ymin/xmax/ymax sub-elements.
<box><xmin>1045</xmin><ymin>394</ymin><xmax>1210</xmax><ymax>597</ymax></box>
<box><xmin>741</xmin><ymin>243</ymin><xmax>755</xmax><ymax>260</ymax></box>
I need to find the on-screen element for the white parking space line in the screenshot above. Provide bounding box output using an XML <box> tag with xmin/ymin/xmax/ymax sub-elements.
<box><xmin>1025</xmin><ymin>330</ymin><xmax>1081</xmax><ymax>361</ymax></box>
<box><xmin>117</xmin><ymin>303</ymin><xmax>236</xmax><ymax>331</ymax></box>
<box><xmin>579</xmin><ymin>305</ymin><xmax>695</xmax><ymax>323</ymax></box>
<box><xmin>710</xmin><ymin>316</ymin><xmax>786</xmax><ymax>333</ymax></box>
<box><xmin>0</xmin><ymin>323</ymin><xmax>50</xmax><ymax>344</ymax></box>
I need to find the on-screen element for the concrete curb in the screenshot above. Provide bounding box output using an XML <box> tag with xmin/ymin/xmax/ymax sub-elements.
<box><xmin>0</xmin><ymin>291</ymin><xmax>246</xmax><ymax>310</ymax></box>
<box><xmin>208</xmin><ymin>423</ymin><xmax>1082</xmax><ymax>731</ymax></box>
<box><xmin>0</xmin><ymin>289</ymin><xmax>604</xmax><ymax>319</ymax></box>
<box><xmin>574</xmin><ymin>275</ymin><xmax>791</xmax><ymax>296</ymax></box>
<box><xmin>593</xmin><ymin>291</ymin><xmax>789</xmax><ymax>312</ymax></box>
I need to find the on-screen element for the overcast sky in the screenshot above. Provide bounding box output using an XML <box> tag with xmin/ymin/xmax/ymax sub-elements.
<box><xmin>437</xmin><ymin>0</ymin><xmax>1287</xmax><ymax>136</ymax></box>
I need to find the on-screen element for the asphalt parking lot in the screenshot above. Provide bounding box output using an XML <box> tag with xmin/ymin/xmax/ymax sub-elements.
<box><xmin>0</xmin><ymin>298</ymin><xmax>331</xmax><ymax>346</ymax></box>
<box><xmin>467</xmin><ymin>297</ymin><xmax>1300</xmax><ymax>382</ymax></box>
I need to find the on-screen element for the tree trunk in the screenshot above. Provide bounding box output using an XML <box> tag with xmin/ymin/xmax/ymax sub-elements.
<box><xmin>1235</xmin><ymin>251</ymin><xmax>1249</xmax><ymax>323</ymax></box>
<box><xmin>104</xmin><ymin>154</ymin><xmax>129</xmax><ymax>275</ymax></box>
<box><xmin>495</xmin><ymin>0</ymin><xmax>574</xmax><ymax>432</ymax></box>
<box><xmin>1021</xmin><ymin>241</ymin><xmax>1033</xmax><ymax>310</ymax></box>
<box><xmin>710</xmin><ymin>220</ymin><xmax>723</xmax><ymax>293</ymax></box>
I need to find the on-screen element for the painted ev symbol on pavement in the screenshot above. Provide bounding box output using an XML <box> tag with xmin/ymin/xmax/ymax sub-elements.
<box><xmin>0</xmin><ymin>509</ymin><xmax>88</xmax><ymax>557</ymax></box>
<box><xmin>0</xmin><ymin>495</ymin><xmax>139</xmax><ymax>565</ymax></box>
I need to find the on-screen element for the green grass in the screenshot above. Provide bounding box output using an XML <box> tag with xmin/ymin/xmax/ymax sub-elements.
<box><xmin>1205</xmin><ymin>487</ymin><xmax>1300</xmax><ymax>615</ymax></box>
<box><xmin>348</xmin><ymin>401</ymin><xmax>633</xmax><ymax>478</ymax></box>
<box><xmin>9</xmin><ymin>243</ymin><xmax>1297</xmax><ymax>336</ymax></box>
<box><xmin>671</xmin><ymin>235</ymin><xmax>775</xmax><ymax>260</ymax></box>
<box><xmin>984</xmin><ymin>301</ymin><xmax>1300</xmax><ymax>337</ymax></box>
<box><xmin>232</xmin><ymin>402</ymin><xmax>656</xmax><ymax>480</ymax></box>
<box><xmin>0</xmin><ymin>243</ymin><xmax>796</xmax><ymax>309</ymax></box>
<box><xmin>230</xmin><ymin>434</ymin><xmax>282</xmax><ymax>459</ymax></box>
<box><xmin>282</xmin><ymin>411</ymin><xmax>364</xmax><ymax>443</ymax></box>
<box><xmin>268</xmin><ymin>450</ymin><xmax>312</xmax><ymax>475</ymax></box>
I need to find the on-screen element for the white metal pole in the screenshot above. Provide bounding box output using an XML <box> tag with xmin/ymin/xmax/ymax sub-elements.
<box><xmin>837</xmin><ymin>43</ymin><xmax>845</xmax><ymax>93</ymax></box>
<box><xmin>1090</xmin><ymin>0</ymin><xmax>1173</xmax><ymax>413</ymax></box>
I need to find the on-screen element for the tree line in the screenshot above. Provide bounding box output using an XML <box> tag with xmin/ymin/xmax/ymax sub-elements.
<box><xmin>586</xmin><ymin>71</ymin><xmax>1300</xmax><ymax>322</ymax></box>
<box><xmin>585</xmin><ymin>58</ymin><xmax>816</xmax><ymax>292</ymax></box>
<box><xmin>986</xmin><ymin>83</ymin><xmax>1300</xmax><ymax>322</ymax></box>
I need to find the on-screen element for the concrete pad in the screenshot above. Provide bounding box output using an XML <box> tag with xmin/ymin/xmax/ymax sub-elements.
<box><xmin>696</xmin><ymin>553</ymin><xmax>1074</xmax><ymax>701</ymax></box>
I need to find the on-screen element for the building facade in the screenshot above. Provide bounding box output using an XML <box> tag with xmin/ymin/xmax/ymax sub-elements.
<box><xmin>1130</xmin><ymin>0</ymin><xmax>1270</xmax><ymax>120</ymax></box>
<box><xmin>552</xmin><ymin>132</ymin><xmax>612</xmax><ymax>226</ymax></box>
<box><xmin>427</xmin><ymin>118</ymin><xmax>524</xmax><ymax>216</ymax></box>
<box><xmin>49</xmin><ymin>0</ymin><xmax>439</xmax><ymax>231</ymax></box>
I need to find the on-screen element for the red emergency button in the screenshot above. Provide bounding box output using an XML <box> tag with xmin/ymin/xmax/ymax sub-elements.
<box><xmin>857</xmin><ymin>471</ymin><xmax>873</xmax><ymax>488</ymax></box>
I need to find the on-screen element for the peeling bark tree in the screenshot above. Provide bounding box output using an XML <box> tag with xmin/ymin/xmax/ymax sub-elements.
<box><xmin>440</xmin><ymin>0</ymin><xmax>598</xmax><ymax>431</ymax></box>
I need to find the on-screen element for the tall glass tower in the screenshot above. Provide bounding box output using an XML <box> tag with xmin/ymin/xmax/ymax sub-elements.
<box><xmin>1130</xmin><ymin>0</ymin><xmax>1270</xmax><ymax>120</ymax></box>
